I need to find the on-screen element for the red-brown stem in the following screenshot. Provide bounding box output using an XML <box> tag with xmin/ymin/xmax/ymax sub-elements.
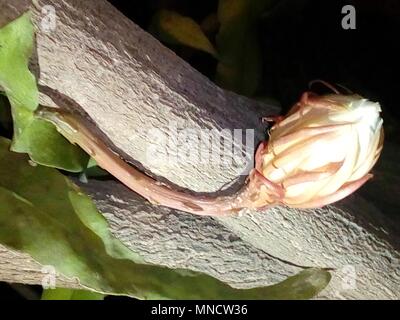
<box><xmin>36</xmin><ymin>107</ymin><xmax>266</xmax><ymax>216</ymax></box>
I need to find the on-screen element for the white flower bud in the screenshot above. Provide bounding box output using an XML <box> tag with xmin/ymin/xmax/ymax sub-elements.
<box><xmin>259</xmin><ymin>93</ymin><xmax>384</xmax><ymax>208</ymax></box>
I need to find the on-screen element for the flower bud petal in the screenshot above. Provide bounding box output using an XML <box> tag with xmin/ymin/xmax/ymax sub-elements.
<box><xmin>258</xmin><ymin>93</ymin><xmax>384</xmax><ymax>208</ymax></box>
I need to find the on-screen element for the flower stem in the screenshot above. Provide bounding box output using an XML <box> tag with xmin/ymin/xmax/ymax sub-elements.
<box><xmin>35</xmin><ymin>106</ymin><xmax>266</xmax><ymax>216</ymax></box>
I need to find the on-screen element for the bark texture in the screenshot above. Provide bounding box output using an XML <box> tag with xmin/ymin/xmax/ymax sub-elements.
<box><xmin>0</xmin><ymin>0</ymin><xmax>399</xmax><ymax>299</ymax></box>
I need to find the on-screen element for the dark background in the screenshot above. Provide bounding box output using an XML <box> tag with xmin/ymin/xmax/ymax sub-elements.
<box><xmin>1</xmin><ymin>0</ymin><xmax>399</xmax><ymax>299</ymax></box>
<box><xmin>108</xmin><ymin>0</ymin><xmax>400</xmax><ymax>139</ymax></box>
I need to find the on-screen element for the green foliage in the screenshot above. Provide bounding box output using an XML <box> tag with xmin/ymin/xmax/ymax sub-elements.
<box><xmin>0</xmin><ymin>13</ymin><xmax>89</xmax><ymax>172</ymax></box>
<box><xmin>150</xmin><ymin>10</ymin><xmax>217</xmax><ymax>57</ymax></box>
<box><xmin>41</xmin><ymin>288</ymin><xmax>105</xmax><ymax>300</ymax></box>
<box><xmin>0</xmin><ymin>12</ymin><xmax>38</xmax><ymax>111</ymax></box>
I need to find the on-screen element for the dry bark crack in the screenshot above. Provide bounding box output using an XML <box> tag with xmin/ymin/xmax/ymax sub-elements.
<box><xmin>0</xmin><ymin>0</ymin><xmax>399</xmax><ymax>299</ymax></box>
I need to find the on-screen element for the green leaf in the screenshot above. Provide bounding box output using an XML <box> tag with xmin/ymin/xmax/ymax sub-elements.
<box><xmin>216</xmin><ymin>0</ymin><xmax>271</xmax><ymax>96</ymax></box>
<box><xmin>41</xmin><ymin>288</ymin><xmax>105</xmax><ymax>300</ymax></box>
<box><xmin>0</xmin><ymin>12</ymin><xmax>38</xmax><ymax>110</ymax></box>
<box><xmin>151</xmin><ymin>10</ymin><xmax>217</xmax><ymax>57</ymax></box>
<box><xmin>0</xmin><ymin>12</ymin><xmax>89</xmax><ymax>172</ymax></box>
<box><xmin>0</xmin><ymin>137</ymin><xmax>330</xmax><ymax>299</ymax></box>
<box><xmin>11</xmin><ymin>116</ymin><xmax>90</xmax><ymax>171</ymax></box>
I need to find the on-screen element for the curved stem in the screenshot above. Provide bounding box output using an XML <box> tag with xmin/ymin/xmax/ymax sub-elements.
<box><xmin>35</xmin><ymin>106</ymin><xmax>268</xmax><ymax>216</ymax></box>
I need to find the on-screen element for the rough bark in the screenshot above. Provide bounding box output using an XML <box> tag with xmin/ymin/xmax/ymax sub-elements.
<box><xmin>0</xmin><ymin>0</ymin><xmax>399</xmax><ymax>299</ymax></box>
